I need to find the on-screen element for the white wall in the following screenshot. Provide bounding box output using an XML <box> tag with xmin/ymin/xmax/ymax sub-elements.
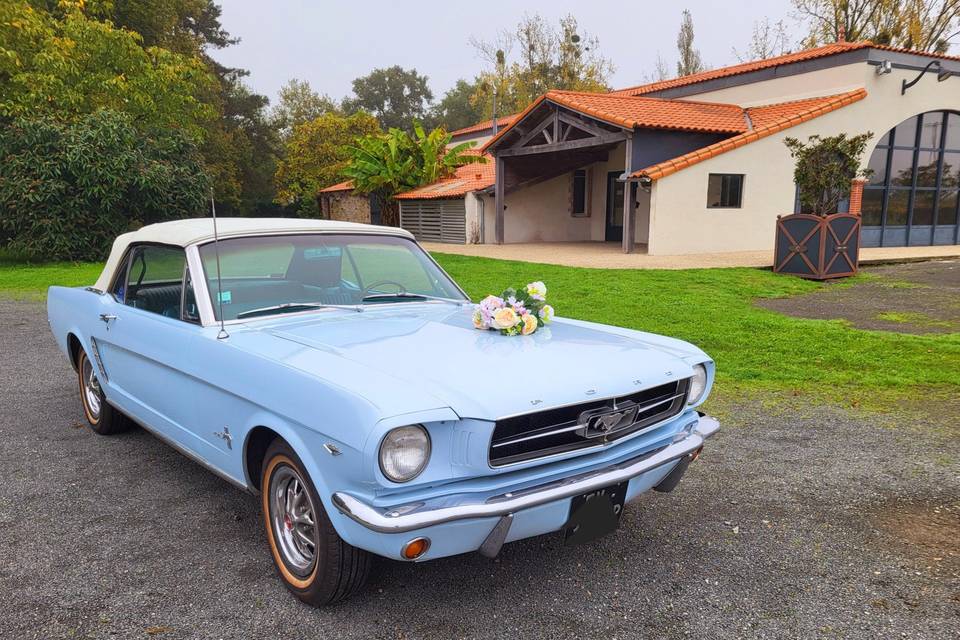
<box><xmin>683</xmin><ymin>63</ymin><xmax>866</xmax><ymax>106</ymax></box>
<box><xmin>463</xmin><ymin>192</ymin><xmax>482</xmax><ymax>244</ymax></box>
<box><xmin>450</xmin><ymin>132</ymin><xmax>494</xmax><ymax>148</ymax></box>
<box><xmin>647</xmin><ymin>63</ymin><xmax>959</xmax><ymax>254</ymax></box>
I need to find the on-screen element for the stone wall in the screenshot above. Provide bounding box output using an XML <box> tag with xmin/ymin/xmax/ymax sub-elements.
<box><xmin>319</xmin><ymin>192</ymin><xmax>370</xmax><ymax>224</ymax></box>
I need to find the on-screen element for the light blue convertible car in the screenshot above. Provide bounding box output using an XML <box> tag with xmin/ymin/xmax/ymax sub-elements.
<box><xmin>47</xmin><ymin>218</ymin><xmax>719</xmax><ymax>605</ymax></box>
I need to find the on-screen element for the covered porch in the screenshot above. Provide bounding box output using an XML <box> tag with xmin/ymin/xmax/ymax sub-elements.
<box><xmin>483</xmin><ymin>95</ymin><xmax>641</xmax><ymax>253</ymax></box>
<box><xmin>482</xmin><ymin>91</ymin><xmax>736</xmax><ymax>253</ymax></box>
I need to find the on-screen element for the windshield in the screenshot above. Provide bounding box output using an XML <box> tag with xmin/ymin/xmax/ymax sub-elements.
<box><xmin>198</xmin><ymin>234</ymin><xmax>467</xmax><ymax>321</ymax></box>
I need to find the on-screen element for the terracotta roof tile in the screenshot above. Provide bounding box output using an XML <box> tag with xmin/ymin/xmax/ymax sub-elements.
<box><xmin>449</xmin><ymin>115</ymin><xmax>518</xmax><ymax>137</ymax></box>
<box><xmin>394</xmin><ymin>154</ymin><xmax>494</xmax><ymax>200</ymax></box>
<box><xmin>318</xmin><ymin>180</ymin><xmax>355</xmax><ymax>193</ymax></box>
<box><xmin>481</xmin><ymin>91</ymin><xmax>751</xmax><ymax>151</ymax></box>
<box><xmin>544</xmin><ymin>90</ymin><xmax>750</xmax><ymax>133</ymax></box>
<box><xmin>613</xmin><ymin>41</ymin><xmax>960</xmax><ymax>97</ymax></box>
<box><xmin>632</xmin><ymin>89</ymin><xmax>867</xmax><ymax>181</ymax></box>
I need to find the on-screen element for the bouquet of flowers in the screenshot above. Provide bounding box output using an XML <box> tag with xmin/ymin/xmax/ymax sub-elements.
<box><xmin>472</xmin><ymin>281</ymin><xmax>555</xmax><ymax>336</ymax></box>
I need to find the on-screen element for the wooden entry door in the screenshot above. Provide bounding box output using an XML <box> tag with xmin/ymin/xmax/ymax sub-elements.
<box><xmin>605</xmin><ymin>171</ymin><xmax>624</xmax><ymax>242</ymax></box>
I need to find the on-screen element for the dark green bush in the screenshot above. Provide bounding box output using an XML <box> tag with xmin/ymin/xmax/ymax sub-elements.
<box><xmin>0</xmin><ymin>110</ymin><xmax>210</xmax><ymax>261</ymax></box>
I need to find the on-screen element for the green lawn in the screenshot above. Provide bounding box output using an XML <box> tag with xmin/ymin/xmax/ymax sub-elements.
<box><xmin>433</xmin><ymin>253</ymin><xmax>960</xmax><ymax>416</ymax></box>
<box><xmin>4</xmin><ymin>252</ymin><xmax>958</xmax><ymax>416</ymax></box>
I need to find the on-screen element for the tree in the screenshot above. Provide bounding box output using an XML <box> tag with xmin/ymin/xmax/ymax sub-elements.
<box><xmin>81</xmin><ymin>0</ymin><xmax>236</xmax><ymax>54</ymax></box>
<box><xmin>270</xmin><ymin>79</ymin><xmax>339</xmax><ymax>139</ymax></box>
<box><xmin>343</xmin><ymin>124</ymin><xmax>485</xmax><ymax>226</ymax></box>
<box><xmin>641</xmin><ymin>53</ymin><xmax>673</xmax><ymax>83</ymax></box>
<box><xmin>81</xmin><ymin>0</ymin><xmax>281</xmax><ymax>214</ymax></box>
<box><xmin>0</xmin><ymin>111</ymin><xmax>210</xmax><ymax>261</ymax></box>
<box><xmin>676</xmin><ymin>9</ymin><xmax>706</xmax><ymax>76</ymax></box>
<box><xmin>431</xmin><ymin>78</ymin><xmax>485</xmax><ymax>131</ymax></box>
<box><xmin>784</xmin><ymin>132</ymin><xmax>874</xmax><ymax>215</ymax></box>
<box><xmin>793</xmin><ymin>0</ymin><xmax>960</xmax><ymax>53</ymax></box>
<box><xmin>733</xmin><ymin>18</ymin><xmax>792</xmax><ymax>61</ymax></box>
<box><xmin>203</xmin><ymin>76</ymin><xmax>282</xmax><ymax>216</ymax></box>
<box><xmin>274</xmin><ymin>111</ymin><xmax>380</xmax><ymax>215</ymax></box>
<box><xmin>0</xmin><ymin>2</ymin><xmax>216</xmax><ymax>140</ymax></box>
<box><xmin>342</xmin><ymin>66</ymin><xmax>433</xmax><ymax>131</ymax></box>
<box><xmin>470</xmin><ymin>14</ymin><xmax>615</xmax><ymax>117</ymax></box>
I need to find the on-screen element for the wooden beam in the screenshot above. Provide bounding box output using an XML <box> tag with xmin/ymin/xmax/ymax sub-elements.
<box><xmin>495</xmin><ymin>155</ymin><xmax>505</xmax><ymax>244</ymax></box>
<box><xmin>504</xmin><ymin>148</ymin><xmax>611</xmax><ymax>193</ymax></box>
<box><xmin>556</xmin><ymin>110</ymin><xmax>617</xmax><ymax>138</ymax></box>
<box><xmin>513</xmin><ymin>117</ymin><xmax>555</xmax><ymax>149</ymax></box>
<box><xmin>622</xmin><ymin>135</ymin><xmax>635</xmax><ymax>254</ymax></box>
<box><xmin>498</xmin><ymin>132</ymin><xmax>627</xmax><ymax>157</ymax></box>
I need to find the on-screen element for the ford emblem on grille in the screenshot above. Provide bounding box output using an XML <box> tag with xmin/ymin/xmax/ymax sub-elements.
<box><xmin>577</xmin><ymin>401</ymin><xmax>640</xmax><ymax>439</ymax></box>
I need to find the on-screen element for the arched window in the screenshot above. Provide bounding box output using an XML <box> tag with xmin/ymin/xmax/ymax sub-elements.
<box><xmin>862</xmin><ymin>111</ymin><xmax>960</xmax><ymax>247</ymax></box>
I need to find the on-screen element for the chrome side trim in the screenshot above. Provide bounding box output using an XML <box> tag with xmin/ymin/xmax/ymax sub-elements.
<box><xmin>88</xmin><ymin>337</ymin><xmax>108</xmax><ymax>381</ymax></box>
<box><xmin>332</xmin><ymin>415</ymin><xmax>719</xmax><ymax>534</ymax></box>
<box><xmin>490</xmin><ymin>391</ymin><xmax>687</xmax><ymax>449</ymax></box>
<box><xmin>113</xmin><ymin>402</ymin><xmax>251</xmax><ymax>493</ymax></box>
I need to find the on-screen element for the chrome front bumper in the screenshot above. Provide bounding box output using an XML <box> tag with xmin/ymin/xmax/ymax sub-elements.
<box><xmin>332</xmin><ymin>415</ymin><xmax>720</xmax><ymax>534</ymax></box>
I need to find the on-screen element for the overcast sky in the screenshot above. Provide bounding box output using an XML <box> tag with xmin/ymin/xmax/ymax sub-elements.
<box><xmin>212</xmin><ymin>0</ymin><xmax>799</xmax><ymax>106</ymax></box>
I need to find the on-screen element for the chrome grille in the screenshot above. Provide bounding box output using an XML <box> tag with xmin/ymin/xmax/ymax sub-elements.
<box><xmin>488</xmin><ymin>379</ymin><xmax>690</xmax><ymax>467</ymax></box>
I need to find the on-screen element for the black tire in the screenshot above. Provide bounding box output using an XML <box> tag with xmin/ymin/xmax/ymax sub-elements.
<box><xmin>261</xmin><ymin>439</ymin><xmax>371</xmax><ymax>605</ymax></box>
<box><xmin>77</xmin><ymin>349</ymin><xmax>129</xmax><ymax>435</ymax></box>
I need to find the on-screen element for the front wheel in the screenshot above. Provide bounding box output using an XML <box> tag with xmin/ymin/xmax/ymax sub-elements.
<box><xmin>77</xmin><ymin>349</ymin><xmax>129</xmax><ymax>435</ymax></box>
<box><xmin>261</xmin><ymin>439</ymin><xmax>371</xmax><ymax>605</ymax></box>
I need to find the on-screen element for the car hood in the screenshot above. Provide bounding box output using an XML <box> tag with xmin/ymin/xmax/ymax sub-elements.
<box><xmin>255</xmin><ymin>304</ymin><xmax>704</xmax><ymax>421</ymax></box>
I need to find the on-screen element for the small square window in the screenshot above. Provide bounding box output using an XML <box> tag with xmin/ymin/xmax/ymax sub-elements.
<box><xmin>707</xmin><ymin>174</ymin><xmax>744</xmax><ymax>208</ymax></box>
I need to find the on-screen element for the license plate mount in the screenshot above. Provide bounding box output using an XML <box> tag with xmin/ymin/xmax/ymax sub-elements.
<box><xmin>563</xmin><ymin>481</ymin><xmax>628</xmax><ymax>545</ymax></box>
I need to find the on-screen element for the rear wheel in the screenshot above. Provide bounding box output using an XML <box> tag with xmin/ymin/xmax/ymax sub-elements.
<box><xmin>77</xmin><ymin>349</ymin><xmax>129</xmax><ymax>435</ymax></box>
<box><xmin>261</xmin><ymin>439</ymin><xmax>371</xmax><ymax>605</ymax></box>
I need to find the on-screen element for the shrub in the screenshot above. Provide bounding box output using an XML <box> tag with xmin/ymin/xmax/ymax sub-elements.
<box><xmin>0</xmin><ymin>110</ymin><xmax>210</xmax><ymax>261</ymax></box>
<box><xmin>784</xmin><ymin>132</ymin><xmax>873</xmax><ymax>216</ymax></box>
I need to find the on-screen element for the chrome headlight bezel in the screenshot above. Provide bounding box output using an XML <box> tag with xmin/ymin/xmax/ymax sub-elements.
<box><xmin>687</xmin><ymin>363</ymin><xmax>708</xmax><ymax>406</ymax></box>
<box><xmin>378</xmin><ymin>424</ymin><xmax>431</xmax><ymax>483</ymax></box>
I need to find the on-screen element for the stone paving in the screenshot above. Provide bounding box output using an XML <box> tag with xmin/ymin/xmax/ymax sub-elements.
<box><xmin>422</xmin><ymin>241</ymin><xmax>960</xmax><ymax>270</ymax></box>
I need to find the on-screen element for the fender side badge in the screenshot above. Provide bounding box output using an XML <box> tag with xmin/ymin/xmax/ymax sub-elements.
<box><xmin>214</xmin><ymin>427</ymin><xmax>233</xmax><ymax>450</ymax></box>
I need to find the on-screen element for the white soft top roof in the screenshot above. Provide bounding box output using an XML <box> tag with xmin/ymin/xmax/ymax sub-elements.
<box><xmin>93</xmin><ymin>217</ymin><xmax>415</xmax><ymax>291</ymax></box>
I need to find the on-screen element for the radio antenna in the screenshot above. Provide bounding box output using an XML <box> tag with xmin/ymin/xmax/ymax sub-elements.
<box><xmin>210</xmin><ymin>189</ymin><xmax>229</xmax><ymax>340</ymax></box>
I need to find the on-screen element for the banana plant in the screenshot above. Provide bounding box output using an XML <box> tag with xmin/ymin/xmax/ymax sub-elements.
<box><xmin>343</xmin><ymin>121</ymin><xmax>487</xmax><ymax>225</ymax></box>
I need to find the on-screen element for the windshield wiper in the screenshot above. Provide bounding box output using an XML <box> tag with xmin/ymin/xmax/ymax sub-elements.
<box><xmin>236</xmin><ymin>301</ymin><xmax>360</xmax><ymax>319</ymax></box>
<box><xmin>360</xmin><ymin>292</ymin><xmax>466</xmax><ymax>305</ymax></box>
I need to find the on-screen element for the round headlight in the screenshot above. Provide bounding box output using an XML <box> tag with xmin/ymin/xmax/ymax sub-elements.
<box><xmin>379</xmin><ymin>425</ymin><xmax>431</xmax><ymax>483</ymax></box>
<box><xmin>687</xmin><ymin>364</ymin><xmax>708</xmax><ymax>405</ymax></box>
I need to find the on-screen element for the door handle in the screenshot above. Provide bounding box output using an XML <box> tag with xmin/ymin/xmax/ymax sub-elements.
<box><xmin>99</xmin><ymin>313</ymin><xmax>117</xmax><ymax>323</ymax></box>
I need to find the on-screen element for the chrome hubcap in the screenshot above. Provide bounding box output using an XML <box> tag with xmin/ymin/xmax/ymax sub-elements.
<box><xmin>269</xmin><ymin>466</ymin><xmax>317</xmax><ymax>576</ymax></box>
<box><xmin>81</xmin><ymin>358</ymin><xmax>101</xmax><ymax>419</ymax></box>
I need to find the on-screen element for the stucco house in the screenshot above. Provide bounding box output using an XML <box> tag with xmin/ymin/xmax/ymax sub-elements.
<box><xmin>395</xmin><ymin>40</ymin><xmax>960</xmax><ymax>254</ymax></box>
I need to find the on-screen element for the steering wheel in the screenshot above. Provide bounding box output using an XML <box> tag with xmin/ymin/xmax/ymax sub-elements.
<box><xmin>361</xmin><ymin>280</ymin><xmax>407</xmax><ymax>298</ymax></box>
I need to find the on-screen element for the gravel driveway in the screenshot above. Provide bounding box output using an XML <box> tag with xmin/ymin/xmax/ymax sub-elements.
<box><xmin>1</xmin><ymin>297</ymin><xmax>957</xmax><ymax>639</ymax></box>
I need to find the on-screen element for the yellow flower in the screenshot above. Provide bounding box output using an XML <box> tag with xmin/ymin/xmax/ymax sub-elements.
<box><xmin>521</xmin><ymin>313</ymin><xmax>538</xmax><ymax>335</ymax></box>
<box><xmin>472</xmin><ymin>309</ymin><xmax>484</xmax><ymax>329</ymax></box>
<box><xmin>525</xmin><ymin>281</ymin><xmax>547</xmax><ymax>300</ymax></box>
<box><xmin>493</xmin><ymin>307</ymin><xmax>518</xmax><ymax>329</ymax></box>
